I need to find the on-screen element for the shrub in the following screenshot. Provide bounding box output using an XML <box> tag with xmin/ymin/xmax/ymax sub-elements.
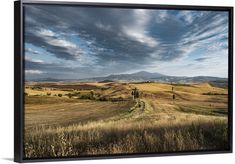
<box><xmin>79</xmin><ymin>94</ymin><xmax>91</xmax><ymax>99</ymax></box>
<box><xmin>32</xmin><ymin>86</ymin><xmax>42</xmax><ymax>90</ymax></box>
<box><xmin>47</xmin><ymin>92</ymin><xmax>51</xmax><ymax>96</ymax></box>
<box><xmin>99</xmin><ymin>97</ymin><xmax>107</xmax><ymax>101</ymax></box>
<box><xmin>67</xmin><ymin>93</ymin><xmax>72</xmax><ymax>98</ymax></box>
<box><xmin>58</xmin><ymin>94</ymin><xmax>62</xmax><ymax>97</ymax></box>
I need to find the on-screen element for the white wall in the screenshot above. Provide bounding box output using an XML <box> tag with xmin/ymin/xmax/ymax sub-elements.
<box><xmin>0</xmin><ymin>0</ymin><xmax>234</xmax><ymax>163</ymax></box>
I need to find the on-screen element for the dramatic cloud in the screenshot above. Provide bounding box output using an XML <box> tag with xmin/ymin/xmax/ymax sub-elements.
<box><xmin>24</xmin><ymin>4</ymin><xmax>229</xmax><ymax>80</ymax></box>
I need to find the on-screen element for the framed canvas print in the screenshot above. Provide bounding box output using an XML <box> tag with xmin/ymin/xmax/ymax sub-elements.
<box><xmin>14</xmin><ymin>0</ymin><xmax>233</xmax><ymax>162</ymax></box>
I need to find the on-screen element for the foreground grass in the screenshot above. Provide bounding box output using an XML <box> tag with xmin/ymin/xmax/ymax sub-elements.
<box><xmin>24</xmin><ymin>120</ymin><xmax>228</xmax><ymax>158</ymax></box>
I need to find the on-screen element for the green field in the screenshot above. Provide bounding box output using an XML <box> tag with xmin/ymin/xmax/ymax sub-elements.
<box><xmin>24</xmin><ymin>82</ymin><xmax>228</xmax><ymax>158</ymax></box>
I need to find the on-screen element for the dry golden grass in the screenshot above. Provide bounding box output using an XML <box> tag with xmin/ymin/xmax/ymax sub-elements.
<box><xmin>25</xmin><ymin>96</ymin><xmax>135</xmax><ymax>129</ymax></box>
<box><xmin>25</xmin><ymin>88</ymin><xmax>70</xmax><ymax>96</ymax></box>
<box><xmin>131</xmin><ymin>82</ymin><xmax>227</xmax><ymax>95</ymax></box>
<box><xmin>24</xmin><ymin>119</ymin><xmax>228</xmax><ymax>158</ymax></box>
<box><xmin>24</xmin><ymin>82</ymin><xmax>229</xmax><ymax>158</ymax></box>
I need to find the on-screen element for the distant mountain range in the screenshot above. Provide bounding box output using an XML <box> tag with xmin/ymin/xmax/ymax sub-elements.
<box><xmin>29</xmin><ymin>71</ymin><xmax>228</xmax><ymax>83</ymax></box>
<box><xmin>86</xmin><ymin>71</ymin><xmax>165</xmax><ymax>82</ymax></box>
<box><xmin>85</xmin><ymin>71</ymin><xmax>227</xmax><ymax>83</ymax></box>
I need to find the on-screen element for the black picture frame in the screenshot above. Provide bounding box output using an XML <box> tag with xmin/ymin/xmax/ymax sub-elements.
<box><xmin>14</xmin><ymin>0</ymin><xmax>233</xmax><ymax>162</ymax></box>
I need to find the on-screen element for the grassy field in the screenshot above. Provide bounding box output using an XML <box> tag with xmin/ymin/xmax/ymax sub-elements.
<box><xmin>24</xmin><ymin>81</ymin><xmax>229</xmax><ymax>158</ymax></box>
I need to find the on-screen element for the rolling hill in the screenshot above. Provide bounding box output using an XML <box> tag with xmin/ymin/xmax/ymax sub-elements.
<box><xmin>29</xmin><ymin>71</ymin><xmax>228</xmax><ymax>84</ymax></box>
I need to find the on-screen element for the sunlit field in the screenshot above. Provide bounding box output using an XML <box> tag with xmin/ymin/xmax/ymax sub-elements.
<box><xmin>24</xmin><ymin>81</ymin><xmax>228</xmax><ymax>158</ymax></box>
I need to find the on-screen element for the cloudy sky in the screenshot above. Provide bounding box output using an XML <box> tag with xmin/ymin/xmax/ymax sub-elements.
<box><xmin>24</xmin><ymin>5</ymin><xmax>229</xmax><ymax>80</ymax></box>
